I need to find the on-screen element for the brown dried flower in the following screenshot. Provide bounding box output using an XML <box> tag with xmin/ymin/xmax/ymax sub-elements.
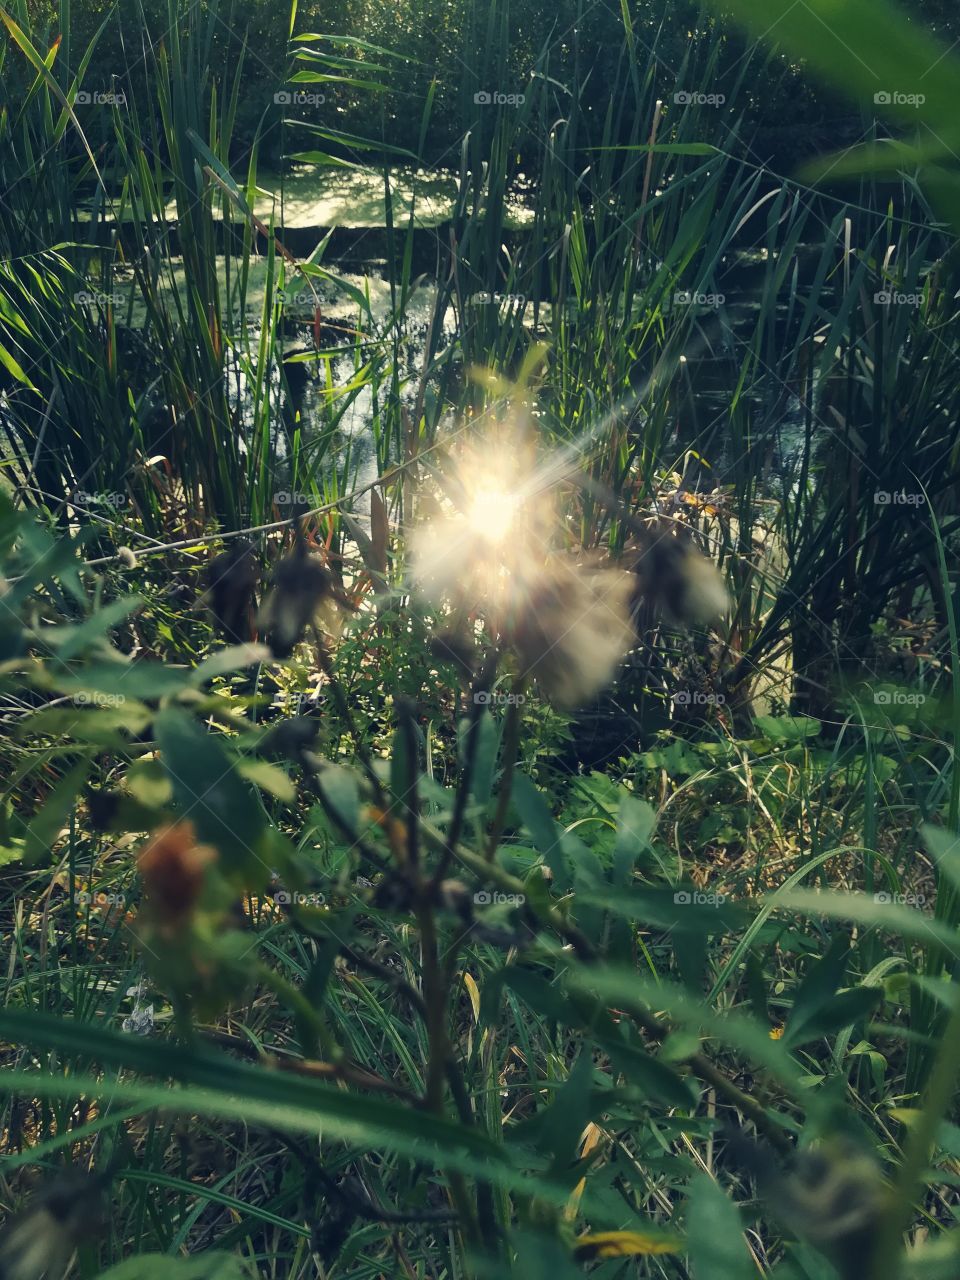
<box><xmin>137</xmin><ymin>820</ymin><xmax>217</xmax><ymax>925</ymax></box>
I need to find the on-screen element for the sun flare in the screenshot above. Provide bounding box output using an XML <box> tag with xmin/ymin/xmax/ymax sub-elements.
<box><xmin>463</xmin><ymin>486</ymin><xmax>521</xmax><ymax>545</ymax></box>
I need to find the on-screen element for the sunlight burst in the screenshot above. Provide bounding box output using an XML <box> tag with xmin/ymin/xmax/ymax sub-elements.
<box><xmin>463</xmin><ymin>486</ymin><xmax>521</xmax><ymax>545</ymax></box>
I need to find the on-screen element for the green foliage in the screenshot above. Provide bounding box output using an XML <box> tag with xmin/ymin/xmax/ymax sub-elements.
<box><xmin>1</xmin><ymin>0</ymin><xmax>960</xmax><ymax>1276</ymax></box>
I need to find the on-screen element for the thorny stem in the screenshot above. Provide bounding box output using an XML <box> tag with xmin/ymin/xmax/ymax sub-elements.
<box><xmin>415</xmin><ymin>901</ymin><xmax>450</xmax><ymax>1113</ymax></box>
<box><xmin>395</xmin><ymin>696</ymin><xmax>421</xmax><ymax>869</ymax></box>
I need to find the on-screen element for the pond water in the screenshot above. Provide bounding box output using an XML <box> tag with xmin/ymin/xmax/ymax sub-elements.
<box><xmin>98</xmin><ymin>165</ymin><xmax>832</xmax><ymax>507</ymax></box>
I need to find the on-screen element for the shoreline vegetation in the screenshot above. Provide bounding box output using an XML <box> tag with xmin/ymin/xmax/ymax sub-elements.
<box><xmin>2</xmin><ymin>1</ymin><xmax>960</xmax><ymax>1277</ymax></box>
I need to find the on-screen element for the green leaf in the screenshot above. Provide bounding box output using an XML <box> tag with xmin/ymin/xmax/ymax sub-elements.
<box><xmin>125</xmin><ymin>759</ymin><xmax>174</xmax><ymax>808</ymax></box>
<box><xmin>614</xmin><ymin>795</ymin><xmax>657</xmax><ymax>884</ymax></box>
<box><xmin>15</xmin><ymin>704</ymin><xmax>152</xmax><ymax>742</ymax></box>
<box><xmin>770</xmin><ymin>888</ymin><xmax>960</xmax><ymax>953</ymax></box>
<box><xmin>0</xmin><ymin>337</ymin><xmax>37</xmax><ymax>391</ymax></box>
<box><xmin>315</xmin><ymin>763</ymin><xmax>360</xmax><ymax>834</ymax></box>
<box><xmin>686</xmin><ymin>1175</ymin><xmax>754</xmax><ymax>1280</ymax></box>
<box><xmin>99</xmin><ymin>1254</ymin><xmax>252</xmax><ymax>1280</ymax></box>
<box><xmin>753</xmin><ymin>715</ymin><xmax>821</xmax><ymax>743</ymax></box>
<box><xmin>16</xmin><ymin>758</ymin><xmax>91</xmax><ymax>865</ymax></box>
<box><xmin>511</xmin><ymin>773</ymin><xmax>568</xmax><ymax>890</ymax></box>
<box><xmin>188</xmin><ymin>644</ymin><xmax>272</xmax><ymax>685</ymax></box>
<box><xmin>50</xmin><ymin>660</ymin><xmax>188</xmax><ymax>701</ymax></box>
<box><xmin>154</xmin><ymin>708</ymin><xmax>268</xmax><ymax>885</ymax></box>
<box><xmin>236</xmin><ymin>760</ymin><xmax>297</xmax><ymax>803</ymax></box>
<box><xmin>902</xmin><ymin>1228</ymin><xmax>960</xmax><ymax>1278</ymax></box>
<box><xmin>41</xmin><ymin>595</ymin><xmax>142</xmax><ymax>660</ymax></box>
<box><xmin>922</xmin><ymin>826</ymin><xmax>960</xmax><ymax>895</ymax></box>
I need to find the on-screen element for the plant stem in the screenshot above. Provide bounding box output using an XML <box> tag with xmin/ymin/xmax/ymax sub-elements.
<box><xmin>872</xmin><ymin>984</ymin><xmax>960</xmax><ymax>1280</ymax></box>
<box><xmin>485</xmin><ymin>675</ymin><xmax>526</xmax><ymax>862</ymax></box>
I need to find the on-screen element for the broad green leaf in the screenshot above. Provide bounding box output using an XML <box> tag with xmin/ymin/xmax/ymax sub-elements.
<box><xmin>236</xmin><ymin>759</ymin><xmax>297</xmax><ymax>803</ymax></box>
<box><xmin>41</xmin><ymin>595</ymin><xmax>142</xmax><ymax>660</ymax></box>
<box><xmin>922</xmin><ymin>826</ymin><xmax>960</xmax><ymax>895</ymax></box>
<box><xmin>154</xmin><ymin>708</ymin><xmax>268</xmax><ymax>884</ymax></box>
<box><xmin>686</xmin><ymin>1176</ymin><xmax>754</xmax><ymax>1280</ymax></box>
<box><xmin>15</xmin><ymin>704</ymin><xmax>152</xmax><ymax>742</ymax></box>
<box><xmin>188</xmin><ymin>644</ymin><xmax>272</xmax><ymax>685</ymax></box>
<box><xmin>50</xmin><ymin>660</ymin><xmax>188</xmax><ymax>700</ymax></box>
<box><xmin>753</xmin><ymin>715</ymin><xmax>821</xmax><ymax>743</ymax></box>
<box><xmin>614</xmin><ymin>795</ymin><xmax>657</xmax><ymax>883</ymax></box>
<box><xmin>17</xmin><ymin>757</ymin><xmax>91</xmax><ymax>864</ymax></box>
<box><xmin>770</xmin><ymin>888</ymin><xmax>960</xmax><ymax>953</ymax></box>
<box><xmin>511</xmin><ymin>773</ymin><xmax>568</xmax><ymax>889</ymax></box>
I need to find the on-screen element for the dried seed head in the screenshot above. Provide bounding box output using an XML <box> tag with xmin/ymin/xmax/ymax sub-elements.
<box><xmin>0</xmin><ymin>1170</ymin><xmax>105</xmax><ymax>1280</ymax></box>
<box><xmin>117</xmin><ymin>546</ymin><xmax>138</xmax><ymax>569</ymax></box>
<box><xmin>629</xmin><ymin>532</ymin><xmax>729</xmax><ymax>626</ymax></box>
<box><xmin>508</xmin><ymin>558</ymin><xmax>636</xmax><ymax>709</ymax></box>
<box><xmin>204</xmin><ymin>539</ymin><xmax>260</xmax><ymax>645</ymax></box>
<box><xmin>259</xmin><ymin>548</ymin><xmax>335</xmax><ymax>658</ymax></box>
<box><xmin>258</xmin><ymin>522</ymin><xmax>355</xmax><ymax>659</ymax></box>
<box><xmin>138</xmin><ymin>820</ymin><xmax>217</xmax><ymax>924</ymax></box>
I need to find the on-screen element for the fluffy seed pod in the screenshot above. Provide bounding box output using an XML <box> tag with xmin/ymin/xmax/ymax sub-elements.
<box><xmin>0</xmin><ymin>1170</ymin><xmax>106</xmax><ymax>1280</ymax></box>
<box><xmin>724</xmin><ymin>1131</ymin><xmax>885</xmax><ymax>1280</ymax></box>
<box><xmin>628</xmin><ymin>531</ymin><xmax>729</xmax><ymax>626</ymax></box>
<box><xmin>258</xmin><ymin>526</ymin><xmax>353</xmax><ymax>659</ymax></box>
<box><xmin>507</xmin><ymin>558</ymin><xmax>637</xmax><ymax>709</ymax></box>
<box><xmin>203</xmin><ymin>539</ymin><xmax>260</xmax><ymax>645</ymax></box>
<box><xmin>137</xmin><ymin>820</ymin><xmax>217</xmax><ymax>925</ymax></box>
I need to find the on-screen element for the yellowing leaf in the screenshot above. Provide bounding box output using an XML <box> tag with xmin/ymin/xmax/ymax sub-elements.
<box><xmin>461</xmin><ymin>971</ymin><xmax>481</xmax><ymax>1023</ymax></box>
<box><xmin>573</xmin><ymin>1230</ymin><xmax>681</xmax><ymax>1260</ymax></box>
<box><xmin>565</xmin><ymin>1123</ymin><xmax>605</xmax><ymax>1220</ymax></box>
<box><xmin>236</xmin><ymin>760</ymin><xmax>297</xmax><ymax>803</ymax></box>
